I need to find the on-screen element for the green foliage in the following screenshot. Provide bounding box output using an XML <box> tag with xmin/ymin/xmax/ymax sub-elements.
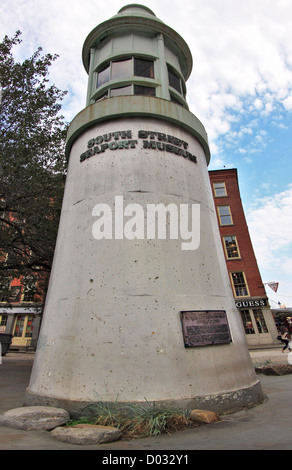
<box><xmin>0</xmin><ymin>31</ymin><xmax>68</xmax><ymax>290</ymax></box>
<box><xmin>67</xmin><ymin>402</ymin><xmax>193</xmax><ymax>439</ymax></box>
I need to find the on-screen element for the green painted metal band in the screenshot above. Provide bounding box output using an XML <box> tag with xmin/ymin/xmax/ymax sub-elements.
<box><xmin>65</xmin><ymin>96</ymin><xmax>210</xmax><ymax>164</ymax></box>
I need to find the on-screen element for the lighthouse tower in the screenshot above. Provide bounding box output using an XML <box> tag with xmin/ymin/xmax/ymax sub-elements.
<box><xmin>27</xmin><ymin>5</ymin><xmax>263</xmax><ymax>413</ymax></box>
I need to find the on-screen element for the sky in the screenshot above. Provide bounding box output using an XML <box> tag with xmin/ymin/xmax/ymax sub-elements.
<box><xmin>1</xmin><ymin>0</ymin><xmax>292</xmax><ymax>308</ymax></box>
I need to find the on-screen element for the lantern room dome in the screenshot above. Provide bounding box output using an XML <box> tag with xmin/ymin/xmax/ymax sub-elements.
<box><xmin>116</xmin><ymin>4</ymin><xmax>158</xmax><ymax>19</ymax></box>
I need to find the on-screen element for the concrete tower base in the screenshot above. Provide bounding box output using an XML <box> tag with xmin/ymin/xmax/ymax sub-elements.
<box><xmin>26</xmin><ymin>382</ymin><xmax>264</xmax><ymax>416</ymax></box>
<box><xmin>26</xmin><ymin>100</ymin><xmax>264</xmax><ymax>415</ymax></box>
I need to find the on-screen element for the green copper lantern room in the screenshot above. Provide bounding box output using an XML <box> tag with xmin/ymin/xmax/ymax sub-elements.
<box><xmin>82</xmin><ymin>4</ymin><xmax>192</xmax><ymax>108</ymax></box>
<box><xmin>66</xmin><ymin>4</ymin><xmax>210</xmax><ymax>163</ymax></box>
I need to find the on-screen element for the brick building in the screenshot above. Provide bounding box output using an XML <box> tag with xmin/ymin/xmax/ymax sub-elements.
<box><xmin>0</xmin><ymin>275</ymin><xmax>45</xmax><ymax>350</ymax></box>
<box><xmin>209</xmin><ymin>168</ymin><xmax>278</xmax><ymax>346</ymax></box>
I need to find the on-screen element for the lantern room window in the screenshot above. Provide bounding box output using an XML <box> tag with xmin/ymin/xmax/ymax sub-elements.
<box><xmin>96</xmin><ymin>57</ymin><xmax>155</xmax><ymax>89</ymax></box>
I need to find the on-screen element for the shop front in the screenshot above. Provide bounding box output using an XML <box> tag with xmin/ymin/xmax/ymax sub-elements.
<box><xmin>236</xmin><ymin>298</ymin><xmax>278</xmax><ymax>346</ymax></box>
<box><xmin>0</xmin><ymin>308</ymin><xmax>41</xmax><ymax>351</ymax></box>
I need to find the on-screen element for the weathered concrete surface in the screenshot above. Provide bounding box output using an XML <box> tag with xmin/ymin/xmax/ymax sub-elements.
<box><xmin>27</xmin><ymin>116</ymin><xmax>262</xmax><ymax>413</ymax></box>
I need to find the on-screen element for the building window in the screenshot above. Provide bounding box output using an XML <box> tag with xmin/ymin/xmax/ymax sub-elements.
<box><xmin>134</xmin><ymin>58</ymin><xmax>154</xmax><ymax>78</ymax></box>
<box><xmin>25</xmin><ymin>316</ymin><xmax>34</xmax><ymax>338</ymax></box>
<box><xmin>97</xmin><ymin>57</ymin><xmax>155</xmax><ymax>89</ymax></box>
<box><xmin>13</xmin><ymin>314</ymin><xmax>34</xmax><ymax>338</ymax></box>
<box><xmin>253</xmin><ymin>309</ymin><xmax>269</xmax><ymax>334</ymax></box>
<box><xmin>110</xmin><ymin>84</ymin><xmax>155</xmax><ymax>98</ymax></box>
<box><xmin>13</xmin><ymin>315</ymin><xmax>26</xmax><ymax>338</ymax></box>
<box><xmin>167</xmin><ymin>66</ymin><xmax>182</xmax><ymax>94</ymax></box>
<box><xmin>134</xmin><ymin>85</ymin><xmax>155</xmax><ymax>96</ymax></box>
<box><xmin>231</xmin><ymin>271</ymin><xmax>249</xmax><ymax>297</ymax></box>
<box><xmin>213</xmin><ymin>182</ymin><xmax>227</xmax><ymax>197</ymax></box>
<box><xmin>217</xmin><ymin>205</ymin><xmax>233</xmax><ymax>225</ymax></box>
<box><xmin>0</xmin><ymin>314</ymin><xmax>8</xmax><ymax>332</ymax></box>
<box><xmin>170</xmin><ymin>94</ymin><xmax>184</xmax><ymax>106</ymax></box>
<box><xmin>111</xmin><ymin>58</ymin><xmax>132</xmax><ymax>81</ymax></box>
<box><xmin>95</xmin><ymin>91</ymin><xmax>109</xmax><ymax>102</ymax></box>
<box><xmin>110</xmin><ymin>85</ymin><xmax>133</xmax><ymax>97</ymax></box>
<box><xmin>22</xmin><ymin>288</ymin><xmax>35</xmax><ymax>303</ymax></box>
<box><xmin>223</xmin><ymin>236</ymin><xmax>240</xmax><ymax>259</ymax></box>
<box><xmin>240</xmin><ymin>308</ymin><xmax>269</xmax><ymax>335</ymax></box>
<box><xmin>97</xmin><ymin>64</ymin><xmax>110</xmax><ymax>88</ymax></box>
<box><xmin>22</xmin><ymin>277</ymin><xmax>37</xmax><ymax>303</ymax></box>
<box><xmin>240</xmin><ymin>310</ymin><xmax>255</xmax><ymax>334</ymax></box>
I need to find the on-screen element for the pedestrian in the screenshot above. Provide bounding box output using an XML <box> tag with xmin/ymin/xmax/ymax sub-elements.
<box><xmin>278</xmin><ymin>331</ymin><xmax>291</xmax><ymax>353</ymax></box>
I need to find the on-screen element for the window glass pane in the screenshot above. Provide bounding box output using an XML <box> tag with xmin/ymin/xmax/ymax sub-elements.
<box><xmin>111</xmin><ymin>58</ymin><xmax>132</xmax><ymax>80</ymax></box>
<box><xmin>224</xmin><ymin>236</ymin><xmax>240</xmax><ymax>259</ymax></box>
<box><xmin>253</xmin><ymin>309</ymin><xmax>269</xmax><ymax>334</ymax></box>
<box><xmin>218</xmin><ymin>206</ymin><xmax>232</xmax><ymax>225</ymax></box>
<box><xmin>9</xmin><ymin>286</ymin><xmax>22</xmax><ymax>302</ymax></box>
<box><xmin>22</xmin><ymin>289</ymin><xmax>35</xmax><ymax>302</ymax></box>
<box><xmin>240</xmin><ymin>310</ymin><xmax>255</xmax><ymax>334</ymax></box>
<box><xmin>134</xmin><ymin>85</ymin><xmax>155</xmax><ymax>96</ymax></box>
<box><xmin>0</xmin><ymin>314</ymin><xmax>8</xmax><ymax>332</ymax></box>
<box><xmin>170</xmin><ymin>94</ymin><xmax>183</xmax><ymax>106</ymax></box>
<box><xmin>231</xmin><ymin>272</ymin><xmax>249</xmax><ymax>297</ymax></box>
<box><xmin>14</xmin><ymin>315</ymin><xmax>25</xmax><ymax>337</ymax></box>
<box><xmin>214</xmin><ymin>182</ymin><xmax>227</xmax><ymax>197</ymax></box>
<box><xmin>168</xmin><ymin>67</ymin><xmax>181</xmax><ymax>93</ymax></box>
<box><xmin>97</xmin><ymin>64</ymin><xmax>110</xmax><ymax>88</ymax></box>
<box><xmin>134</xmin><ymin>58</ymin><xmax>154</xmax><ymax>78</ymax></box>
<box><xmin>25</xmin><ymin>316</ymin><xmax>34</xmax><ymax>338</ymax></box>
<box><xmin>110</xmin><ymin>85</ymin><xmax>132</xmax><ymax>97</ymax></box>
<box><xmin>22</xmin><ymin>277</ymin><xmax>36</xmax><ymax>302</ymax></box>
<box><xmin>95</xmin><ymin>92</ymin><xmax>108</xmax><ymax>102</ymax></box>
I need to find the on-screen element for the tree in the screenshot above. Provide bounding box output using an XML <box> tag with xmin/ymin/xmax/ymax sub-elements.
<box><xmin>0</xmin><ymin>31</ymin><xmax>68</xmax><ymax>295</ymax></box>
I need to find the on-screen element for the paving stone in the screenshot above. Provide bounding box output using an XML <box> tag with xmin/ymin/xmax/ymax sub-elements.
<box><xmin>51</xmin><ymin>424</ymin><xmax>121</xmax><ymax>445</ymax></box>
<box><xmin>0</xmin><ymin>406</ymin><xmax>70</xmax><ymax>430</ymax></box>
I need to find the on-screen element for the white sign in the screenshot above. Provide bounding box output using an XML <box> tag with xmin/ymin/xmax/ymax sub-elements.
<box><xmin>267</xmin><ymin>282</ymin><xmax>279</xmax><ymax>293</ymax></box>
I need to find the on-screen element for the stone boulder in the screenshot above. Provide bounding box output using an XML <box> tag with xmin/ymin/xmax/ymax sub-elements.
<box><xmin>0</xmin><ymin>406</ymin><xmax>70</xmax><ymax>430</ymax></box>
<box><xmin>190</xmin><ymin>409</ymin><xmax>221</xmax><ymax>424</ymax></box>
<box><xmin>51</xmin><ymin>424</ymin><xmax>121</xmax><ymax>445</ymax></box>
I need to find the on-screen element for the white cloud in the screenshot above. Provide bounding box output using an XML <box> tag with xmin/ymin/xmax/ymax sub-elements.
<box><xmin>254</xmin><ymin>99</ymin><xmax>264</xmax><ymax>111</ymax></box>
<box><xmin>246</xmin><ymin>184</ymin><xmax>292</xmax><ymax>306</ymax></box>
<box><xmin>177</xmin><ymin>0</ymin><xmax>292</xmax><ymax>156</ymax></box>
<box><xmin>247</xmin><ymin>184</ymin><xmax>292</xmax><ymax>270</ymax></box>
<box><xmin>283</xmin><ymin>96</ymin><xmax>292</xmax><ymax>111</ymax></box>
<box><xmin>1</xmin><ymin>0</ymin><xmax>292</xmax><ymax>129</ymax></box>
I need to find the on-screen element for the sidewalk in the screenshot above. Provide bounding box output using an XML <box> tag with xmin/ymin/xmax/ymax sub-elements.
<box><xmin>249</xmin><ymin>344</ymin><xmax>290</xmax><ymax>364</ymax></box>
<box><xmin>0</xmin><ymin>349</ymin><xmax>292</xmax><ymax>450</ymax></box>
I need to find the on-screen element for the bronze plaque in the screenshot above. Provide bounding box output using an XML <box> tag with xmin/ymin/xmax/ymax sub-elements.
<box><xmin>181</xmin><ymin>310</ymin><xmax>232</xmax><ymax>347</ymax></box>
